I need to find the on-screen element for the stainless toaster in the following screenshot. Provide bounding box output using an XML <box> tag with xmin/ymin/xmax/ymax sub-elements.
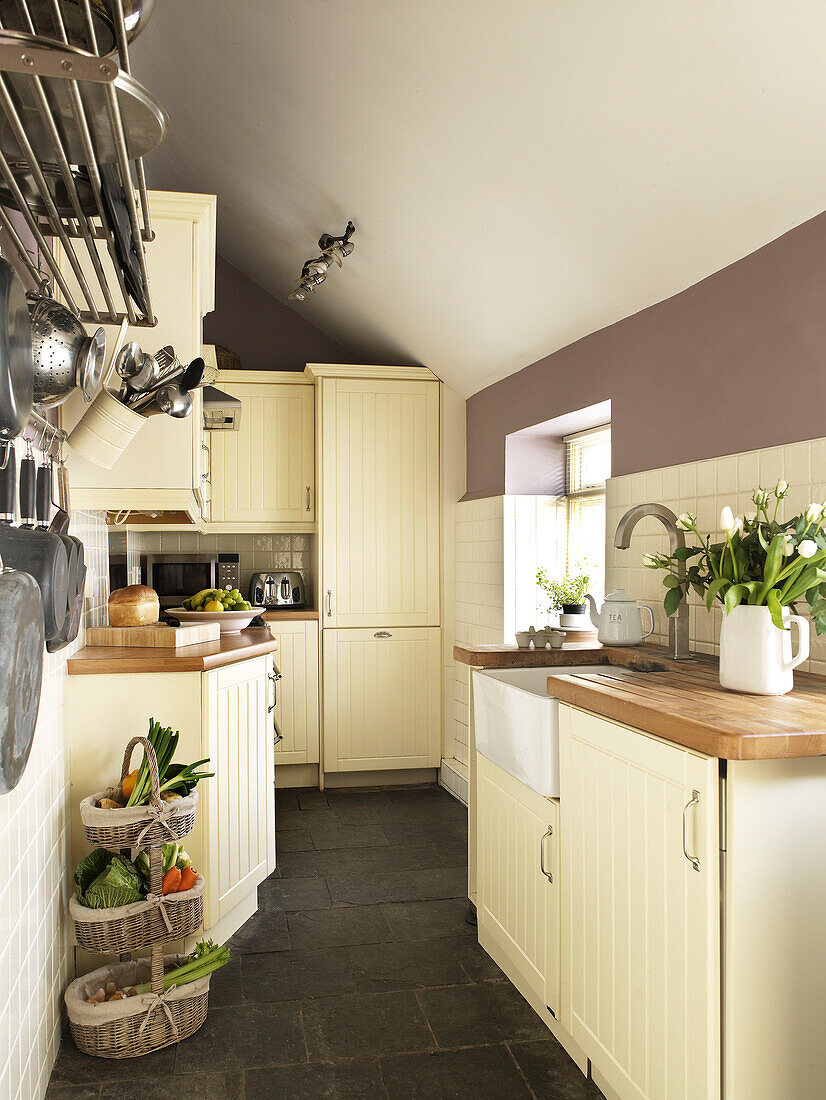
<box><xmin>249</xmin><ymin>571</ymin><xmax>305</xmax><ymax>608</ymax></box>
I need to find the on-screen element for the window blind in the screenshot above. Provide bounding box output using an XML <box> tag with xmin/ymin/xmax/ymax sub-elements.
<box><xmin>564</xmin><ymin>425</ymin><xmax>611</xmax><ymax>496</ymax></box>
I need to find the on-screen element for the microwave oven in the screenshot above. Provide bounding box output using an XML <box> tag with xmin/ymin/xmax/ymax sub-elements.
<box><xmin>145</xmin><ymin>553</ymin><xmax>240</xmax><ymax>608</ymax></box>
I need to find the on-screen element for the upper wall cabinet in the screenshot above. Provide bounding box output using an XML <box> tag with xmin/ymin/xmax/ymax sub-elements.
<box><xmin>59</xmin><ymin>192</ymin><xmax>217</xmax><ymax>521</ymax></box>
<box><xmin>318</xmin><ymin>374</ymin><xmax>440</xmax><ymax>627</ymax></box>
<box><xmin>206</xmin><ymin>372</ymin><xmax>315</xmax><ymax>531</ymax></box>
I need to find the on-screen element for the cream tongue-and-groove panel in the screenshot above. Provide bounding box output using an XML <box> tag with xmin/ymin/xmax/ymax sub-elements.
<box><xmin>321</xmin><ymin>378</ymin><xmax>440</xmax><ymax>627</ymax></box>
<box><xmin>323</xmin><ymin>627</ymin><xmax>441</xmax><ymax>772</ymax></box>
<box><xmin>271</xmin><ymin>620</ymin><xmax>320</xmax><ymax>765</ymax></box>
<box><xmin>202</xmin><ymin>656</ymin><xmax>275</xmax><ymax>922</ymax></box>
<box><xmin>208</xmin><ymin>377</ymin><xmax>315</xmax><ymax>529</ymax></box>
<box><xmin>560</xmin><ymin>705</ymin><xmax>720</xmax><ymax>1100</ymax></box>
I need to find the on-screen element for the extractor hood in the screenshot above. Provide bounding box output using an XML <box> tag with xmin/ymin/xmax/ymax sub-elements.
<box><xmin>202</xmin><ymin>385</ymin><xmax>242</xmax><ymax>431</ymax></box>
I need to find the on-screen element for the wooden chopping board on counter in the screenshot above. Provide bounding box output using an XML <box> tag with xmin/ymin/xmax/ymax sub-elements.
<box><xmin>86</xmin><ymin>621</ymin><xmax>221</xmax><ymax>648</ymax></box>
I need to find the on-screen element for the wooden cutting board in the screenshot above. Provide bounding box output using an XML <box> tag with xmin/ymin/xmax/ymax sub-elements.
<box><xmin>86</xmin><ymin>621</ymin><xmax>222</xmax><ymax>648</ymax></box>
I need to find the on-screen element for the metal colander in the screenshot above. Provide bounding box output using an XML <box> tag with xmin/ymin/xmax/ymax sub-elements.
<box><xmin>28</xmin><ymin>290</ymin><xmax>105</xmax><ymax>408</ymax></box>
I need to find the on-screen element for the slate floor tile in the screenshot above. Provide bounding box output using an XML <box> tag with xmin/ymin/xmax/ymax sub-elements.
<box><xmin>297</xmin><ymin>788</ymin><xmax>329</xmax><ymax>810</ymax></box>
<box><xmin>438</xmin><ymin>840</ymin><xmax>469</xmax><ymax>868</ymax></box>
<box><xmin>104</xmin><ymin>1075</ymin><xmax>243</xmax><ymax>1099</ymax></box>
<box><xmin>310</xmin><ymin>822</ymin><xmax>390</xmax><ymax>850</ymax></box>
<box><xmin>205</xmin><ymin>955</ymin><xmax>245</xmax><ymax>1006</ymax></box>
<box><xmin>276</xmin><ymin>827</ymin><xmax>314</xmax><ymax>852</ymax></box>
<box><xmin>242</xmin><ymin>947</ymin><xmax>355</xmax><ymax>1001</ymax></box>
<box><xmin>381</xmin><ymin>820</ymin><xmax>468</xmax><ymax>846</ymax></box>
<box><xmin>278</xmin><ymin>808</ymin><xmax>339</xmax><ymax>831</ymax></box>
<box><xmin>381</xmin><ymin>1044</ymin><xmax>532</xmax><ymax>1099</ymax></box>
<box><xmin>227</xmin><ymin>908</ymin><xmax>291</xmax><ymax>953</ymax></box>
<box><xmin>327</xmin><ymin>869</ymin><xmax>419</xmax><ymax>906</ymax></box>
<box><xmin>245</xmin><ymin>1058</ymin><xmax>383</xmax><ymax>1099</ymax></box>
<box><xmin>288</xmin><ymin>904</ymin><xmax>393</xmax><ymax>949</ymax></box>
<box><xmin>417</xmin><ymin>982</ymin><xmax>548</xmax><ymax>1047</ymax></box>
<box><xmin>508</xmin><ymin>1038</ymin><xmax>605</xmax><ymax>1098</ymax></box>
<box><xmin>408</xmin><ymin>865</ymin><xmax>468</xmax><ymax>899</ymax></box>
<box><xmin>274</xmin><ymin>789</ymin><xmax>300</xmax><ymax>812</ymax></box>
<box><xmin>174</xmin><ymin>1003</ymin><xmax>305</xmax><ymax>1072</ymax></box>
<box><xmin>453</xmin><ymin>937</ymin><xmax>507</xmax><ymax>983</ymax></box>
<box><xmin>277</xmin><ymin>848</ymin><xmax>364</xmax><ymax>878</ymax></box>
<box><xmin>260</xmin><ymin>875</ymin><xmax>332</xmax><ymax>911</ymax></box>
<box><xmin>357</xmin><ymin>843</ymin><xmax>445</xmax><ymax>873</ymax></box>
<box><xmin>49</xmin><ymin>1040</ymin><xmax>176</xmax><ymax>1086</ymax></box>
<box><xmin>348</xmin><ymin>937</ymin><xmax>471</xmax><ymax>992</ymax></box>
<box><xmin>46</xmin><ymin>1087</ymin><xmax>101</xmax><ymax>1099</ymax></box>
<box><xmin>303</xmin><ymin>991</ymin><xmax>433</xmax><ymax>1060</ymax></box>
<box><xmin>380</xmin><ymin>898</ymin><xmax>474</xmax><ymax>941</ymax></box>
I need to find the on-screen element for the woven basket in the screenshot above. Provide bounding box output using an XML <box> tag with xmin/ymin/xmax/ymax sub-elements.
<box><xmin>65</xmin><ymin>954</ymin><xmax>209</xmax><ymax>1059</ymax></box>
<box><xmin>70</xmin><ymin>873</ymin><xmax>205</xmax><ymax>954</ymax></box>
<box><xmin>79</xmin><ymin>735</ymin><xmax>197</xmax><ymax>850</ymax></box>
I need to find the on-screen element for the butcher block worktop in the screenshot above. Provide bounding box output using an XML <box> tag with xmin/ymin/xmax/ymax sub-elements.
<box><xmin>455</xmin><ymin>642</ymin><xmax>826</xmax><ymax>759</ymax></box>
<box><xmin>68</xmin><ymin>627</ymin><xmax>278</xmax><ymax>675</ymax></box>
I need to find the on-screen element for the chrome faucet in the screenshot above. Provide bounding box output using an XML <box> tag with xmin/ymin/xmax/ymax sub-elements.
<box><xmin>614</xmin><ymin>503</ymin><xmax>692</xmax><ymax>660</ymax></box>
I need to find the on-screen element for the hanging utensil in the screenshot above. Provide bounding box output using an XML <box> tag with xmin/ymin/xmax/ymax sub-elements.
<box><xmin>28</xmin><ymin>287</ymin><xmax>105</xmax><ymax>406</ymax></box>
<box><xmin>0</xmin><ymin>257</ymin><xmax>33</xmax><ymax>444</ymax></box>
<box><xmin>18</xmin><ymin>440</ymin><xmax>36</xmax><ymax>528</ymax></box>
<box><xmin>37</xmin><ymin>454</ymin><xmax>78</xmax><ymax>605</ymax></box>
<box><xmin>131</xmin><ymin>383</ymin><xmax>193</xmax><ymax>419</ymax></box>
<box><xmin>99</xmin><ymin>163</ymin><xmax>149</xmax><ymax>315</ymax></box>
<box><xmin>0</xmin><ymin>442</ymin><xmax>13</xmax><ymax>524</ymax></box>
<box><xmin>179</xmin><ymin>357</ymin><xmax>205</xmax><ymax>392</ymax></box>
<box><xmin>0</xmin><ymin>548</ymin><xmax>44</xmax><ymax>794</ymax></box>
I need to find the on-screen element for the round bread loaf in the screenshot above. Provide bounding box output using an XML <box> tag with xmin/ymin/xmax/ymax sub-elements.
<box><xmin>108</xmin><ymin>584</ymin><xmax>160</xmax><ymax>627</ymax></box>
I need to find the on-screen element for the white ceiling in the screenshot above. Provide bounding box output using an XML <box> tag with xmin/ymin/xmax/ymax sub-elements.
<box><xmin>133</xmin><ymin>1</ymin><xmax>826</xmax><ymax>397</ymax></box>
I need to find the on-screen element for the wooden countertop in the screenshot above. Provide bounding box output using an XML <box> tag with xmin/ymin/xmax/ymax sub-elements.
<box><xmin>68</xmin><ymin>627</ymin><xmax>279</xmax><ymax>675</ymax></box>
<box><xmin>457</xmin><ymin>642</ymin><xmax>826</xmax><ymax>759</ymax></box>
<box><xmin>262</xmin><ymin>609</ymin><xmax>319</xmax><ymax>622</ymax></box>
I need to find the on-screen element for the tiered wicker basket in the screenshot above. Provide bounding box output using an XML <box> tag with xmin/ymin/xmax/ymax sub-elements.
<box><xmin>65</xmin><ymin>735</ymin><xmax>210</xmax><ymax>1059</ymax></box>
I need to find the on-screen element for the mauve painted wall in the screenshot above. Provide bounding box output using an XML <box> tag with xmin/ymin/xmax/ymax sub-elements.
<box><xmin>203</xmin><ymin>255</ymin><xmax>355</xmax><ymax>371</ymax></box>
<box><xmin>466</xmin><ymin>212</ymin><xmax>826</xmax><ymax>497</ymax></box>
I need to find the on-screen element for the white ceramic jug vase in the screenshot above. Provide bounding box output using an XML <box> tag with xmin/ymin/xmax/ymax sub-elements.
<box><xmin>718</xmin><ymin>605</ymin><xmax>809</xmax><ymax>695</ymax></box>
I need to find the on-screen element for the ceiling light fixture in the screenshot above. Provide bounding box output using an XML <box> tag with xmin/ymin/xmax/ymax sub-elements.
<box><xmin>288</xmin><ymin>221</ymin><xmax>355</xmax><ymax>301</ymax></box>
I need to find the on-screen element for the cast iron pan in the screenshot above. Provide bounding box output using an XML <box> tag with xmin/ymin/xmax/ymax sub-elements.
<box><xmin>0</xmin><ymin>563</ymin><xmax>43</xmax><ymax>793</ymax></box>
<box><xmin>0</xmin><ymin>257</ymin><xmax>33</xmax><ymax>444</ymax></box>
<box><xmin>37</xmin><ymin>459</ymin><xmax>78</xmax><ymax>605</ymax></box>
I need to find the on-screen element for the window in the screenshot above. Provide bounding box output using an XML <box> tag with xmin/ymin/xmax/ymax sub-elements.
<box><xmin>563</xmin><ymin>425</ymin><xmax>611</xmax><ymax>602</ymax></box>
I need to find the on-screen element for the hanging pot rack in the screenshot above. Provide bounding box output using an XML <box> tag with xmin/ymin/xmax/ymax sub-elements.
<box><xmin>0</xmin><ymin>0</ymin><xmax>167</xmax><ymax>329</ymax></box>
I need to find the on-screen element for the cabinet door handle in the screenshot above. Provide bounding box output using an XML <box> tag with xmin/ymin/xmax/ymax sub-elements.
<box><xmin>326</xmin><ymin>589</ymin><xmax>333</xmax><ymax>617</ymax></box>
<box><xmin>374</xmin><ymin>631</ymin><xmax>392</xmax><ymax>638</ymax></box>
<box><xmin>682</xmin><ymin>789</ymin><xmax>701</xmax><ymax>872</ymax></box>
<box><xmin>305</xmin><ymin>485</ymin><xmax>311</xmax><ymax>512</ymax></box>
<box><xmin>539</xmin><ymin>826</ymin><xmax>554</xmax><ymax>883</ymax></box>
<box><xmin>201</xmin><ymin>441</ymin><xmax>210</xmax><ymax>479</ymax></box>
<box><xmin>268</xmin><ymin>668</ymin><xmax>282</xmax><ymax>712</ymax></box>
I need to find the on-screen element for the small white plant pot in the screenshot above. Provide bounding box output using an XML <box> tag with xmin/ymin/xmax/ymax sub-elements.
<box><xmin>718</xmin><ymin>604</ymin><xmax>809</xmax><ymax>695</ymax></box>
<box><xmin>68</xmin><ymin>387</ymin><xmax>146</xmax><ymax>470</ymax></box>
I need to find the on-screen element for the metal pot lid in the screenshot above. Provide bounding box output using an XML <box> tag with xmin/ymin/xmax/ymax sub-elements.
<box><xmin>0</xmin><ymin>257</ymin><xmax>33</xmax><ymax>441</ymax></box>
<box><xmin>603</xmin><ymin>588</ymin><xmax>640</xmax><ymax>603</ymax></box>
<box><xmin>0</xmin><ymin>161</ymin><xmax>96</xmax><ymax>219</ymax></box>
<box><xmin>76</xmin><ymin>327</ymin><xmax>105</xmax><ymax>403</ymax></box>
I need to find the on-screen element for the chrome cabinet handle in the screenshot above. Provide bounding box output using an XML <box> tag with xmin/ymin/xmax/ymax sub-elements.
<box><xmin>326</xmin><ymin>589</ymin><xmax>333</xmax><ymax>617</ymax></box>
<box><xmin>201</xmin><ymin>441</ymin><xmax>210</xmax><ymax>479</ymax></box>
<box><xmin>374</xmin><ymin>631</ymin><xmax>392</xmax><ymax>638</ymax></box>
<box><xmin>683</xmin><ymin>789</ymin><xmax>701</xmax><ymax>872</ymax></box>
<box><xmin>539</xmin><ymin>826</ymin><xmax>554</xmax><ymax>883</ymax></box>
<box><xmin>268</xmin><ymin>668</ymin><xmax>282</xmax><ymax>712</ymax></box>
<box><xmin>305</xmin><ymin>485</ymin><xmax>311</xmax><ymax>512</ymax></box>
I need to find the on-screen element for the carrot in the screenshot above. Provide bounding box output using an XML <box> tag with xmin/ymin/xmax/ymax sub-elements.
<box><xmin>177</xmin><ymin>866</ymin><xmax>198</xmax><ymax>893</ymax></box>
<box><xmin>161</xmin><ymin>867</ymin><xmax>182</xmax><ymax>895</ymax></box>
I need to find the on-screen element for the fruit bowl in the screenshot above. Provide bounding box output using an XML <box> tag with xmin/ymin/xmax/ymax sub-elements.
<box><xmin>167</xmin><ymin>607</ymin><xmax>264</xmax><ymax>635</ymax></box>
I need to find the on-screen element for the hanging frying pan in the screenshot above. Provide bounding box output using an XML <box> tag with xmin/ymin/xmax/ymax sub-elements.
<box><xmin>0</xmin><ymin>555</ymin><xmax>44</xmax><ymax>794</ymax></box>
<box><xmin>37</xmin><ymin>456</ymin><xmax>78</xmax><ymax>604</ymax></box>
<box><xmin>0</xmin><ymin>257</ymin><xmax>33</xmax><ymax>445</ymax></box>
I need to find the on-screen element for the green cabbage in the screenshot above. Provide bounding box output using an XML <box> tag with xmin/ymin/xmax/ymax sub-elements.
<box><xmin>76</xmin><ymin>854</ymin><xmax>144</xmax><ymax>909</ymax></box>
<box><xmin>73</xmin><ymin>849</ymin><xmax>110</xmax><ymax>898</ymax></box>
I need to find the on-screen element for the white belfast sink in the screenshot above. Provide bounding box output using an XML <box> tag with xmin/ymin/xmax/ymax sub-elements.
<box><xmin>472</xmin><ymin>665</ymin><xmax>607</xmax><ymax>798</ymax></box>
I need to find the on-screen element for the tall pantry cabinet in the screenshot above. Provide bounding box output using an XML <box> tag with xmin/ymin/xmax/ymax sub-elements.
<box><xmin>309</xmin><ymin>366</ymin><xmax>442</xmax><ymax>777</ymax></box>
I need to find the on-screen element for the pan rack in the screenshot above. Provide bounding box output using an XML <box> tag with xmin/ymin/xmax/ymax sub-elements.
<box><xmin>0</xmin><ymin>0</ymin><xmax>167</xmax><ymax>328</ymax></box>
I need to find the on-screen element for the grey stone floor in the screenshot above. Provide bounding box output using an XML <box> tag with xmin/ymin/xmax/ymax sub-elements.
<box><xmin>48</xmin><ymin>785</ymin><xmax>602</xmax><ymax>1098</ymax></box>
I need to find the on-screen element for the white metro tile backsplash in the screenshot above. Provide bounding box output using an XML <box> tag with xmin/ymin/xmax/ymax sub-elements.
<box><xmin>606</xmin><ymin>436</ymin><xmax>826</xmax><ymax>674</ymax></box>
<box><xmin>0</xmin><ymin>508</ymin><xmax>109</xmax><ymax>1100</ymax></box>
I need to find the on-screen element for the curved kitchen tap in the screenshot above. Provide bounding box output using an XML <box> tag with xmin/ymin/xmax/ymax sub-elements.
<box><xmin>614</xmin><ymin>503</ymin><xmax>692</xmax><ymax>660</ymax></box>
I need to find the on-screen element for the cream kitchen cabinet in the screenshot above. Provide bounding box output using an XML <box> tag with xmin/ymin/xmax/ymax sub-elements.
<box><xmin>67</xmin><ymin>653</ymin><xmax>275</xmax><ymax>953</ymax></box>
<box><xmin>59</xmin><ymin>192</ymin><xmax>216</xmax><ymax>521</ymax></box>
<box><xmin>269</xmin><ymin>619</ymin><xmax>320</xmax><ymax>765</ymax></box>
<box><xmin>318</xmin><ymin>375</ymin><xmax>440</xmax><ymax>627</ymax></box>
<box><xmin>206</xmin><ymin>371</ymin><xmax>315</xmax><ymax>531</ymax></box>
<box><xmin>476</xmin><ymin>754</ymin><xmax>560</xmax><ymax>1022</ymax></box>
<box><xmin>322</xmin><ymin>627</ymin><xmax>441</xmax><ymax>772</ymax></box>
<box><xmin>559</xmin><ymin>705</ymin><xmax>720</xmax><ymax>1100</ymax></box>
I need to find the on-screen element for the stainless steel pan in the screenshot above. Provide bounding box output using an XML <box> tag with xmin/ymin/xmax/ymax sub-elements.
<box><xmin>0</xmin><ymin>555</ymin><xmax>44</xmax><ymax>794</ymax></box>
<box><xmin>0</xmin><ymin>257</ymin><xmax>33</xmax><ymax>444</ymax></box>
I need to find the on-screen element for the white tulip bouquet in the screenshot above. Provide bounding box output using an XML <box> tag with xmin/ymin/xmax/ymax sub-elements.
<box><xmin>643</xmin><ymin>482</ymin><xmax>826</xmax><ymax>633</ymax></box>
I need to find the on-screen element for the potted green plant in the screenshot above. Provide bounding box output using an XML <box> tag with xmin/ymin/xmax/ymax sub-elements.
<box><xmin>536</xmin><ymin>569</ymin><xmax>591</xmax><ymax>616</ymax></box>
<box><xmin>643</xmin><ymin>482</ymin><xmax>826</xmax><ymax>695</ymax></box>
